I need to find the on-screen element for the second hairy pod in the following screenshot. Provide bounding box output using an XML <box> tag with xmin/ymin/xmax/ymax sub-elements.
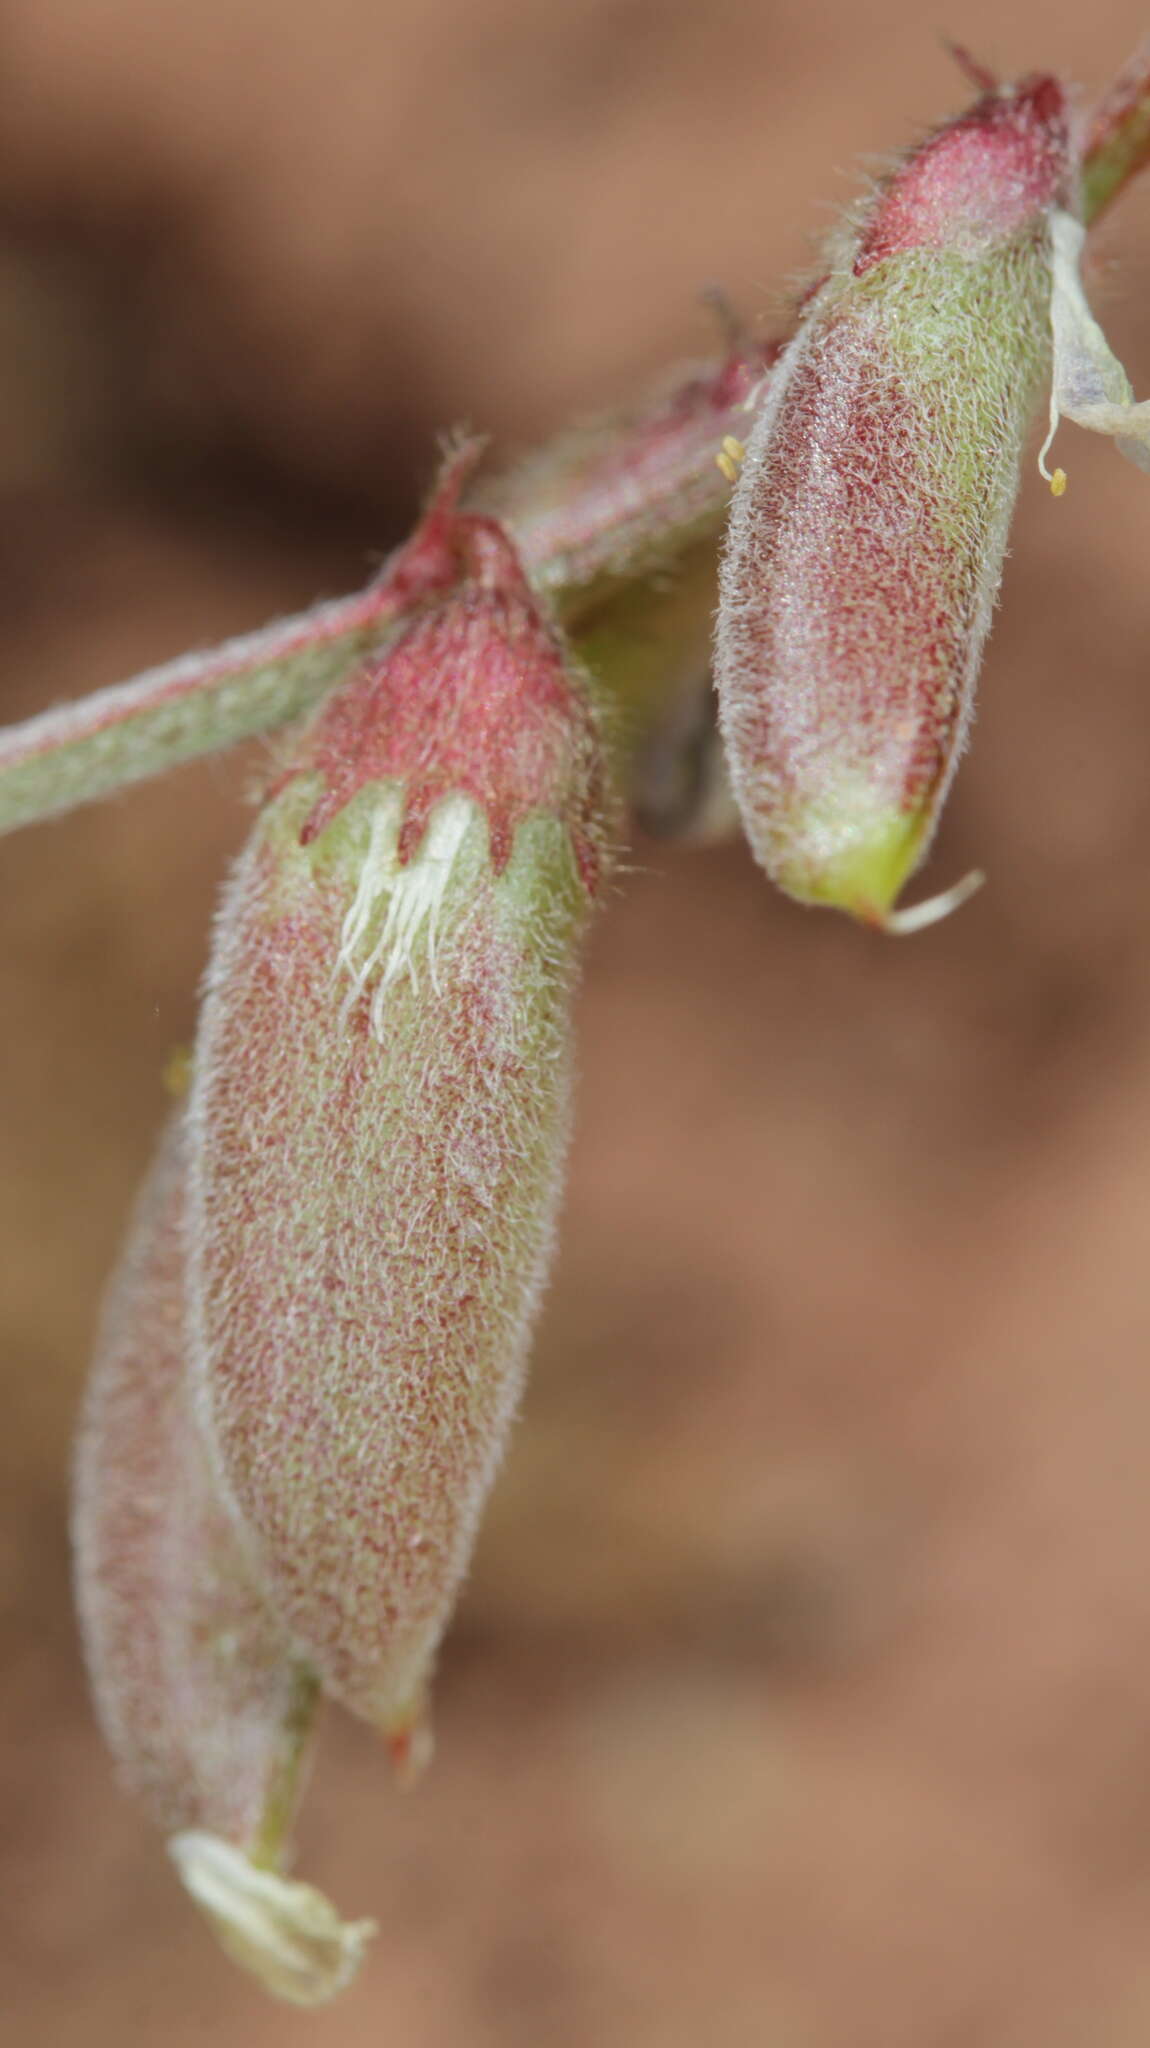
<box><xmin>716</xmin><ymin>74</ymin><xmax>1071</xmax><ymax>925</ymax></box>
<box><xmin>73</xmin><ymin>1114</ymin><xmax>373</xmax><ymax>2004</ymax></box>
<box><xmin>188</xmin><ymin>469</ymin><xmax>611</xmax><ymax>1740</ymax></box>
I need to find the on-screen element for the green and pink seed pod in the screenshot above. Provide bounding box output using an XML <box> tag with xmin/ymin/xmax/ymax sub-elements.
<box><xmin>715</xmin><ymin>74</ymin><xmax>1071</xmax><ymax>926</ymax></box>
<box><xmin>187</xmin><ymin>469</ymin><xmax>612</xmax><ymax>1742</ymax></box>
<box><xmin>72</xmin><ymin>1113</ymin><xmax>374</xmax><ymax>2004</ymax></box>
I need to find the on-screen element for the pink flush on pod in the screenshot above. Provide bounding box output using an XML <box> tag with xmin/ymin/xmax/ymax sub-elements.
<box><xmin>72</xmin><ymin>1114</ymin><xmax>374</xmax><ymax>2004</ymax></box>
<box><xmin>188</xmin><ymin>454</ymin><xmax>612</xmax><ymax>1743</ymax></box>
<box><xmin>715</xmin><ymin>75</ymin><xmax>1070</xmax><ymax>925</ymax></box>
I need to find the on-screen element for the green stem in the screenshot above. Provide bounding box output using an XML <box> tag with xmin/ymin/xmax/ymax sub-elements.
<box><xmin>0</xmin><ymin>346</ymin><xmax>770</xmax><ymax>839</ymax></box>
<box><xmin>250</xmin><ymin>1663</ymin><xmax>323</xmax><ymax>1873</ymax></box>
<box><xmin>1081</xmin><ymin>47</ymin><xmax>1150</xmax><ymax>227</ymax></box>
<box><xmin>0</xmin><ymin>585</ymin><xmax>398</xmax><ymax>838</ymax></box>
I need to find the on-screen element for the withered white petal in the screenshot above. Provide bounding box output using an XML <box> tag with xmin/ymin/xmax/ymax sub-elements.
<box><xmin>1041</xmin><ymin>209</ymin><xmax>1150</xmax><ymax>480</ymax></box>
<box><xmin>170</xmin><ymin>1832</ymin><xmax>377</xmax><ymax>2007</ymax></box>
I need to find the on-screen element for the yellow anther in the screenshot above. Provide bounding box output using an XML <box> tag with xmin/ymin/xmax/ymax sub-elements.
<box><xmin>162</xmin><ymin>1044</ymin><xmax>194</xmax><ymax>1098</ymax></box>
<box><xmin>715</xmin><ymin>435</ymin><xmax>746</xmax><ymax>484</ymax></box>
<box><xmin>1049</xmin><ymin>466</ymin><xmax>1068</xmax><ymax>497</ymax></box>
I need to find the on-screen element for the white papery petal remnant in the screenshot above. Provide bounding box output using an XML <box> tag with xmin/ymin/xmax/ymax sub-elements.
<box><xmin>170</xmin><ymin>1833</ymin><xmax>376</xmax><ymax>2007</ymax></box>
<box><xmin>1041</xmin><ymin>208</ymin><xmax>1150</xmax><ymax>478</ymax></box>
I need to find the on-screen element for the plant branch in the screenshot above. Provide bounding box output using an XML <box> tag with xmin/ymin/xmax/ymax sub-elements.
<box><xmin>0</xmin><ymin>343</ymin><xmax>775</xmax><ymax>840</ymax></box>
<box><xmin>1081</xmin><ymin>45</ymin><xmax>1150</xmax><ymax>226</ymax></box>
<box><xmin>0</xmin><ymin>586</ymin><xmax>400</xmax><ymax>838</ymax></box>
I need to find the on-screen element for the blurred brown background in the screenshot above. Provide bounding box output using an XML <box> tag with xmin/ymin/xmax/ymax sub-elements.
<box><xmin>5</xmin><ymin>2</ymin><xmax>1150</xmax><ymax>2042</ymax></box>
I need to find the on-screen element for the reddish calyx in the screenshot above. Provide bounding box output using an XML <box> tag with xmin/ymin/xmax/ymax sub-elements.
<box><xmin>855</xmin><ymin>74</ymin><xmax>1069</xmax><ymax>273</ymax></box>
<box><xmin>298</xmin><ymin>490</ymin><xmax>606</xmax><ymax>896</ymax></box>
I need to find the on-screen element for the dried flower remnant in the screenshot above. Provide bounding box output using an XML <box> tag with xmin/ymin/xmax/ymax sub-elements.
<box><xmin>188</xmin><ymin>463</ymin><xmax>612</xmax><ymax>1741</ymax></box>
<box><xmin>1041</xmin><ymin>208</ymin><xmax>1150</xmax><ymax>479</ymax></box>
<box><xmin>715</xmin><ymin>74</ymin><xmax>1070</xmax><ymax>925</ymax></box>
<box><xmin>72</xmin><ymin>1115</ymin><xmax>374</xmax><ymax>2005</ymax></box>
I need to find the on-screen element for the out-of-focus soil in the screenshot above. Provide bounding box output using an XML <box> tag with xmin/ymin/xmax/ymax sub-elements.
<box><xmin>5</xmin><ymin>4</ymin><xmax>1150</xmax><ymax>2042</ymax></box>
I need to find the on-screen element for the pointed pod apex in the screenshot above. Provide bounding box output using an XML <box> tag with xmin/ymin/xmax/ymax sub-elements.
<box><xmin>387</xmin><ymin>1712</ymin><xmax>435</xmax><ymax>1788</ymax></box>
<box><xmin>170</xmin><ymin>1833</ymin><xmax>376</xmax><ymax>2006</ymax></box>
<box><xmin>764</xmin><ymin>788</ymin><xmax>933</xmax><ymax>926</ymax></box>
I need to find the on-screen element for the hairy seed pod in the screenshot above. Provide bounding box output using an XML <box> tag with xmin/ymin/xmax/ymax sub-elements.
<box><xmin>72</xmin><ymin>1114</ymin><xmax>374</xmax><ymax>2004</ymax></box>
<box><xmin>716</xmin><ymin>75</ymin><xmax>1070</xmax><ymax>924</ymax></box>
<box><xmin>188</xmin><ymin>477</ymin><xmax>611</xmax><ymax>1738</ymax></box>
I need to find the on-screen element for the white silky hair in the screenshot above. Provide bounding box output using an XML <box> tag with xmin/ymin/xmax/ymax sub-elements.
<box><xmin>337</xmin><ymin>791</ymin><xmax>483</xmax><ymax>1036</ymax></box>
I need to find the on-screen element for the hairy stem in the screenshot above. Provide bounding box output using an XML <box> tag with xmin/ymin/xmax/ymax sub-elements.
<box><xmin>0</xmin><ymin>586</ymin><xmax>400</xmax><ymax>838</ymax></box>
<box><xmin>250</xmin><ymin>1665</ymin><xmax>324</xmax><ymax>1874</ymax></box>
<box><xmin>1081</xmin><ymin>46</ymin><xmax>1150</xmax><ymax>226</ymax></box>
<box><xmin>0</xmin><ymin>346</ymin><xmax>769</xmax><ymax>839</ymax></box>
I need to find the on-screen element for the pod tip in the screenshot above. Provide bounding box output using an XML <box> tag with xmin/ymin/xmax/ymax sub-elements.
<box><xmin>881</xmin><ymin>868</ymin><xmax>986</xmax><ymax>936</ymax></box>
